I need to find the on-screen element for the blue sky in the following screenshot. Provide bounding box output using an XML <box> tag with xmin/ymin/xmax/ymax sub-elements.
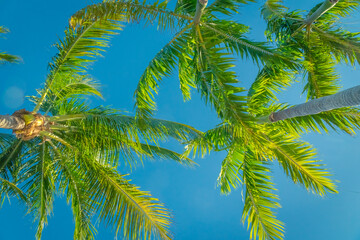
<box><xmin>1</xmin><ymin>0</ymin><xmax>360</xmax><ymax>239</ymax></box>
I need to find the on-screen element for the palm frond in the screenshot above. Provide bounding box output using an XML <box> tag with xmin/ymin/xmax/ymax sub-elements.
<box><xmin>50</xmin><ymin>141</ymin><xmax>96</xmax><ymax>240</ymax></box>
<box><xmin>0</xmin><ymin>177</ymin><xmax>28</xmax><ymax>205</ymax></box>
<box><xmin>0</xmin><ymin>139</ymin><xmax>24</xmax><ymax>180</ymax></box>
<box><xmin>217</xmin><ymin>147</ymin><xmax>244</xmax><ymax>194</ymax></box>
<box><xmin>0</xmin><ymin>52</ymin><xmax>20</xmax><ymax>64</ymax></box>
<box><xmin>313</xmin><ymin>26</ymin><xmax>360</xmax><ymax>65</ymax></box>
<box><xmin>193</xmin><ymin>28</ymin><xmax>252</xmax><ymax>123</ymax></box>
<box><xmin>33</xmin><ymin>16</ymin><xmax>123</xmax><ymax>112</ymax></box>
<box><xmin>49</xmin><ymin>108</ymin><xmax>200</xmax><ymax>168</ymax></box>
<box><xmin>137</xmin><ymin>142</ymin><xmax>197</xmax><ymax>167</ymax></box>
<box><xmin>302</xmin><ymin>41</ymin><xmax>340</xmax><ymax>99</ymax></box>
<box><xmin>0</xmin><ymin>26</ymin><xmax>20</xmax><ymax>64</ymax></box>
<box><xmin>0</xmin><ymin>26</ymin><xmax>8</xmax><ymax>34</ymax></box>
<box><xmin>242</xmin><ymin>151</ymin><xmax>284</xmax><ymax>240</ymax></box>
<box><xmin>24</xmin><ymin>143</ymin><xmax>55</xmax><ymax>239</ymax></box>
<box><xmin>266</xmin><ymin>131</ymin><xmax>337</xmax><ymax>195</ymax></box>
<box><xmin>202</xmin><ymin>21</ymin><xmax>295</xmax><ymax>67</ymax></box>
<box><xmin>31</xmin><ymin>75</ymin><xmax>102</xmax><ymax>115</ymax></box>
<box><xmin>134</xmin><ymin>25</ymin><xmax>193</xmax><ymax>119</ymax></box>
<box><xmin>248</xmin><ymin>64</ymin><xmax>295</xmax><ymax>114</ymax></box>
<box><xmin>81</xmin><ymin>155</ymin><xmax>172</xmax><ymax>240</ymax></box>
<box><xmin>261</xmin><ymin>0</ymin><xmax>303</xmax><ymax>42</ymax></box>
<box><xmin>178</xmin><ymin>45</ymin><xmax>197</xmax><ymax>101</ymax></box>
<box><xmin>71</xmin><ymin>0</ymin><xmax>192</xmax><ymax>31</ymax></box>
<box><xmin>175</xmin><ymin>0</ymin><xmax>197</xmax><ymax>15</ymax></box>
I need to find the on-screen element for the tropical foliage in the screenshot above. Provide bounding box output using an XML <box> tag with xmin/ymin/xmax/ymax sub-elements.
<box><xmin>69</xmin><ymin>0</ymin><xmax>360</xmax><ymax>239</ymax></box>
<box><xmin>0</xmin><ymin>26</ymin><xmax>19</xmax><ymax>64</ymax></box>
<box><xmin>0</xmin><ymin>12</ymin><xmax>201</xmax><ymax>240</ymax></box>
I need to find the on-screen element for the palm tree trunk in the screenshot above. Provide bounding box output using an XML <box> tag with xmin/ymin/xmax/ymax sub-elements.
<box><xmin>193</xmin><ymin>0</ymin><xmax>208</xmax><ymax>25</ymax></box>
<box><xmin>269</xmin><ymin>85</ymin><xmax>360</xmax><ymax>122</ymax></box>
<box><xmin>304</xmin><ymin>0</ymin><xmax>339</xmax><ymax>26</ymax></box>
<box><xmin>0</xmin><ymin>115</ymin><xmax>25</xmax><ymax>130</ymax></box>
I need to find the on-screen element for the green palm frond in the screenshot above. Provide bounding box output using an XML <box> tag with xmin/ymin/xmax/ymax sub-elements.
<box><xmin>242</xmin><ymin>151</ymin><xmax>284</xmax><ymax>240</ymax></box>
<box><xmin>0</xmin><ymin>26</ymin><xmax>8</xmax><ymax>34</ymax></box>
<box><xmin>33</xmin><ymin>17</ymin><xmax>123</xmax><ymax>112</ymax></box>
<box><xmin>193</xmin><ymin>28</ymin><xmax>251</xmax><ymax>123</ymax></box>
<box><xmin>178</xmin><ymin>43</ymin><xmax>197</xmax><ymax>101</ymax></box>
<box><xmin>0</xmin><ymin>139</ymin><xmax>24</xmax><ymax>180</ymax></box>
<box><xmin>32</xmin><ymin>75</ymin><xmax>102</xmax><ymax>115</ymax></box>
<box><xmin>266</xmin><ymin>131</ymin><xmax>337</xmax><ymax>195</ymax></box>
<box><xmin>175</xmin><ymin>0</ymin><xmax>197</xmax><ymax>15</ymax></box>
<box><xmin>47</xmin><ymin>107</ymin><xmax>200</xmax><ymax>168</ymax></box>
<box><xmin>261</xmin><ymin>0</ymin><xmax>303</xmax><ymax>42</ymax></box>
<box><xmin>0</xmin><ymin>52</ymin><xmax>20</xmax><ymax>64</ymax></box>
<box><xmin>302</xmin><ymin>41</ymin><xmax>340</xmax><ymax>99</ymax></box>
<box><xmin>71</xmin><ymin>0</ymin><xmax>192</xmax><ymax>31</ymax></box>
<box><xmin>217</xmin><ymin>147</ymin><xmax>244</xmax><ymax>194</ymax></box>
<box><xmin>0</xmin><ymin>177</ymin><xmax>28</xmax><ymax>205</ymax></box>
<box><xmin>80</xmin><ymin>155</ymin><xmax>172</xmax><ymax>240</ymax></box>
<box><xmin>136</xmin><ymin>142</ymin><xmax>196</xmax><ymax>167</ymax></box>
<box><xmin>0</xmin><ymin>133</ymin><xmax>15</xmax><ymax>149</ymax></box>
<box><xmin>248</xmin><ymin>65</ymin><xmax>295</xmax><ymax>114</ymax></box>
<box><xmin>202</xmin><ymin>20</ymin><xmax>295</xmax><ymax>67</ymax></box>
<box><xmin>134</xmin><ymin>25</ymin><xmax>193</xmax><ymax>119</ymax></box>
<box><xmin>24</xmin><ymin>143</ymin><xmax>55</xmax><ymax>239</ymax></box>
<box><xmin>50</xmin><ymin>141</ymin><xmax>96</xmax><ymax>240</ymax></box>
<box><xmin>0</xmin><ymin>26</ymin><xmax>20</xmax><ymax>64</ymax></box>
<box><xmin>313</xmin><ymin>26</ymin><xmax>360</xmax><ymax>65</ymax></box>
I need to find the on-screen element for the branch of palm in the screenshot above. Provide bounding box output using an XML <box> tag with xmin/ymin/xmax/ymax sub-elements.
<box><xmin>0</xmin><ymin>26</ymin><xmax>20</xmax><ymax>64</ymax></box>
<box><xmin>1</xmin><ymin>8</ymin><xmax>202</xmax><ymax>239</ymax></box>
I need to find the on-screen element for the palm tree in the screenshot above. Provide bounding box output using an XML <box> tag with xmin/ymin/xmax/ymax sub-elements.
<box><xmin>252</xmin><ymin>0</ymin><xmax>360</xmax><ymax>125</ymax></box>
<box><xmin>68</xmin><ymin>0</ymin><xmax>360</xmax><ymax>239</ymax></box>
<box><xmin>64</xmin><ymin>0</ymin><xmax>360</xmax><ymax>239</ymax></box>
<box><xmin>66</xmin><ymin>0</ymin><xmax>360</xmax><ymax>239</ymax></box>
<box><xmin>0</xmin><ymin>26</ymin><xmax>20</xmax><ymax>64</ymax></box>
<box><xmin>0</xmin><ymin>16</ymin><xmax>201</xmax><ymax>240</ymax></box>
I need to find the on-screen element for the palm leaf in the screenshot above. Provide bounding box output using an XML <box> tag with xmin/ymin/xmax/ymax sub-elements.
<box><xmin>0</xmin><ymin>177</ymin><xmax>28</xmax><ymax>205</ymax></box>
<box><xmin>0</xmin><ymin>26</ymin><xmax>20</xmax><ymax>64</ymax></box>
<box><xmin>134</xmin><ymin>25</ymin><xmax>193</xmax><ymax>119</ymax></box>
<box><xmin>202</xmin><ymin>20</ymin><xmax>295</xmax><ymax>67</ymax></box>
<box><xmin>217</xmin><ymin>146</ymin><xmax>244</xmax><ymax>194</ymax></box>
<box><xmin>248</xmin><ymin>64</ymin><xmax>295</xmax><ymax>114</ymax></box>
<box><xmin>302</xmin><ymin>40</ymin><xmax>340</xmax><ymax>99</ymax></box>
<box><xmin>313</xmin><ymin>26</ymin><xmax>360</xmax><ymax>65</ymax></box>
<box><xmin>80</xmin><ymin>155</ymin><xmax>172</xmax><ymax>240</ymax></box>
<box><xmin>266</xmin><ymin>131</ymin><xmax>337</xmax><ymax>195</ymax></box>
<box><xmin>71</xmin><ymin>0</ymin><xmax>192</xmax><ymax>31</ymax></box>
<box><xmin>33</xmin><ymin>16</ymin><xmax>123</xmax><ymax>112</ymax></box>
<box><xmin>50</xmin><ymin>141</ymin><xmax>96</xmax><ymax>240</ymax></box>
<box><xmin>242</xmin><ymin>151</ymin><xmax>284</xmax><ymax>240</ymax></box>
<box><xmin>0</xmin><ymin>139</ymin><xmax>24</xmax><ymax>180</ymax></box>
<box><xmin>24</xmin><ymin>143</ymin><xmax>55</xmax><ymax>239</ymax></box>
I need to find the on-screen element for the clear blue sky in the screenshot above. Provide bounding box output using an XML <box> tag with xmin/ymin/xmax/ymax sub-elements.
<box><xmin>1</xmin><ymin>0</ymin><xmax>360</xmax><ymax>239</ymax></box>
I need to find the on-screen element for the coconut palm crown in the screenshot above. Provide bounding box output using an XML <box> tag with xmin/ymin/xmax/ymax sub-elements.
<box><xmin>68</xmin><ymin>0</ymin><xmax>360</xmax><ymax>239</ymax></box>
<box><xmin>0</xmin><ymin>14</ymin><xmax>202</xmax><ymax>240</ymax></box>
